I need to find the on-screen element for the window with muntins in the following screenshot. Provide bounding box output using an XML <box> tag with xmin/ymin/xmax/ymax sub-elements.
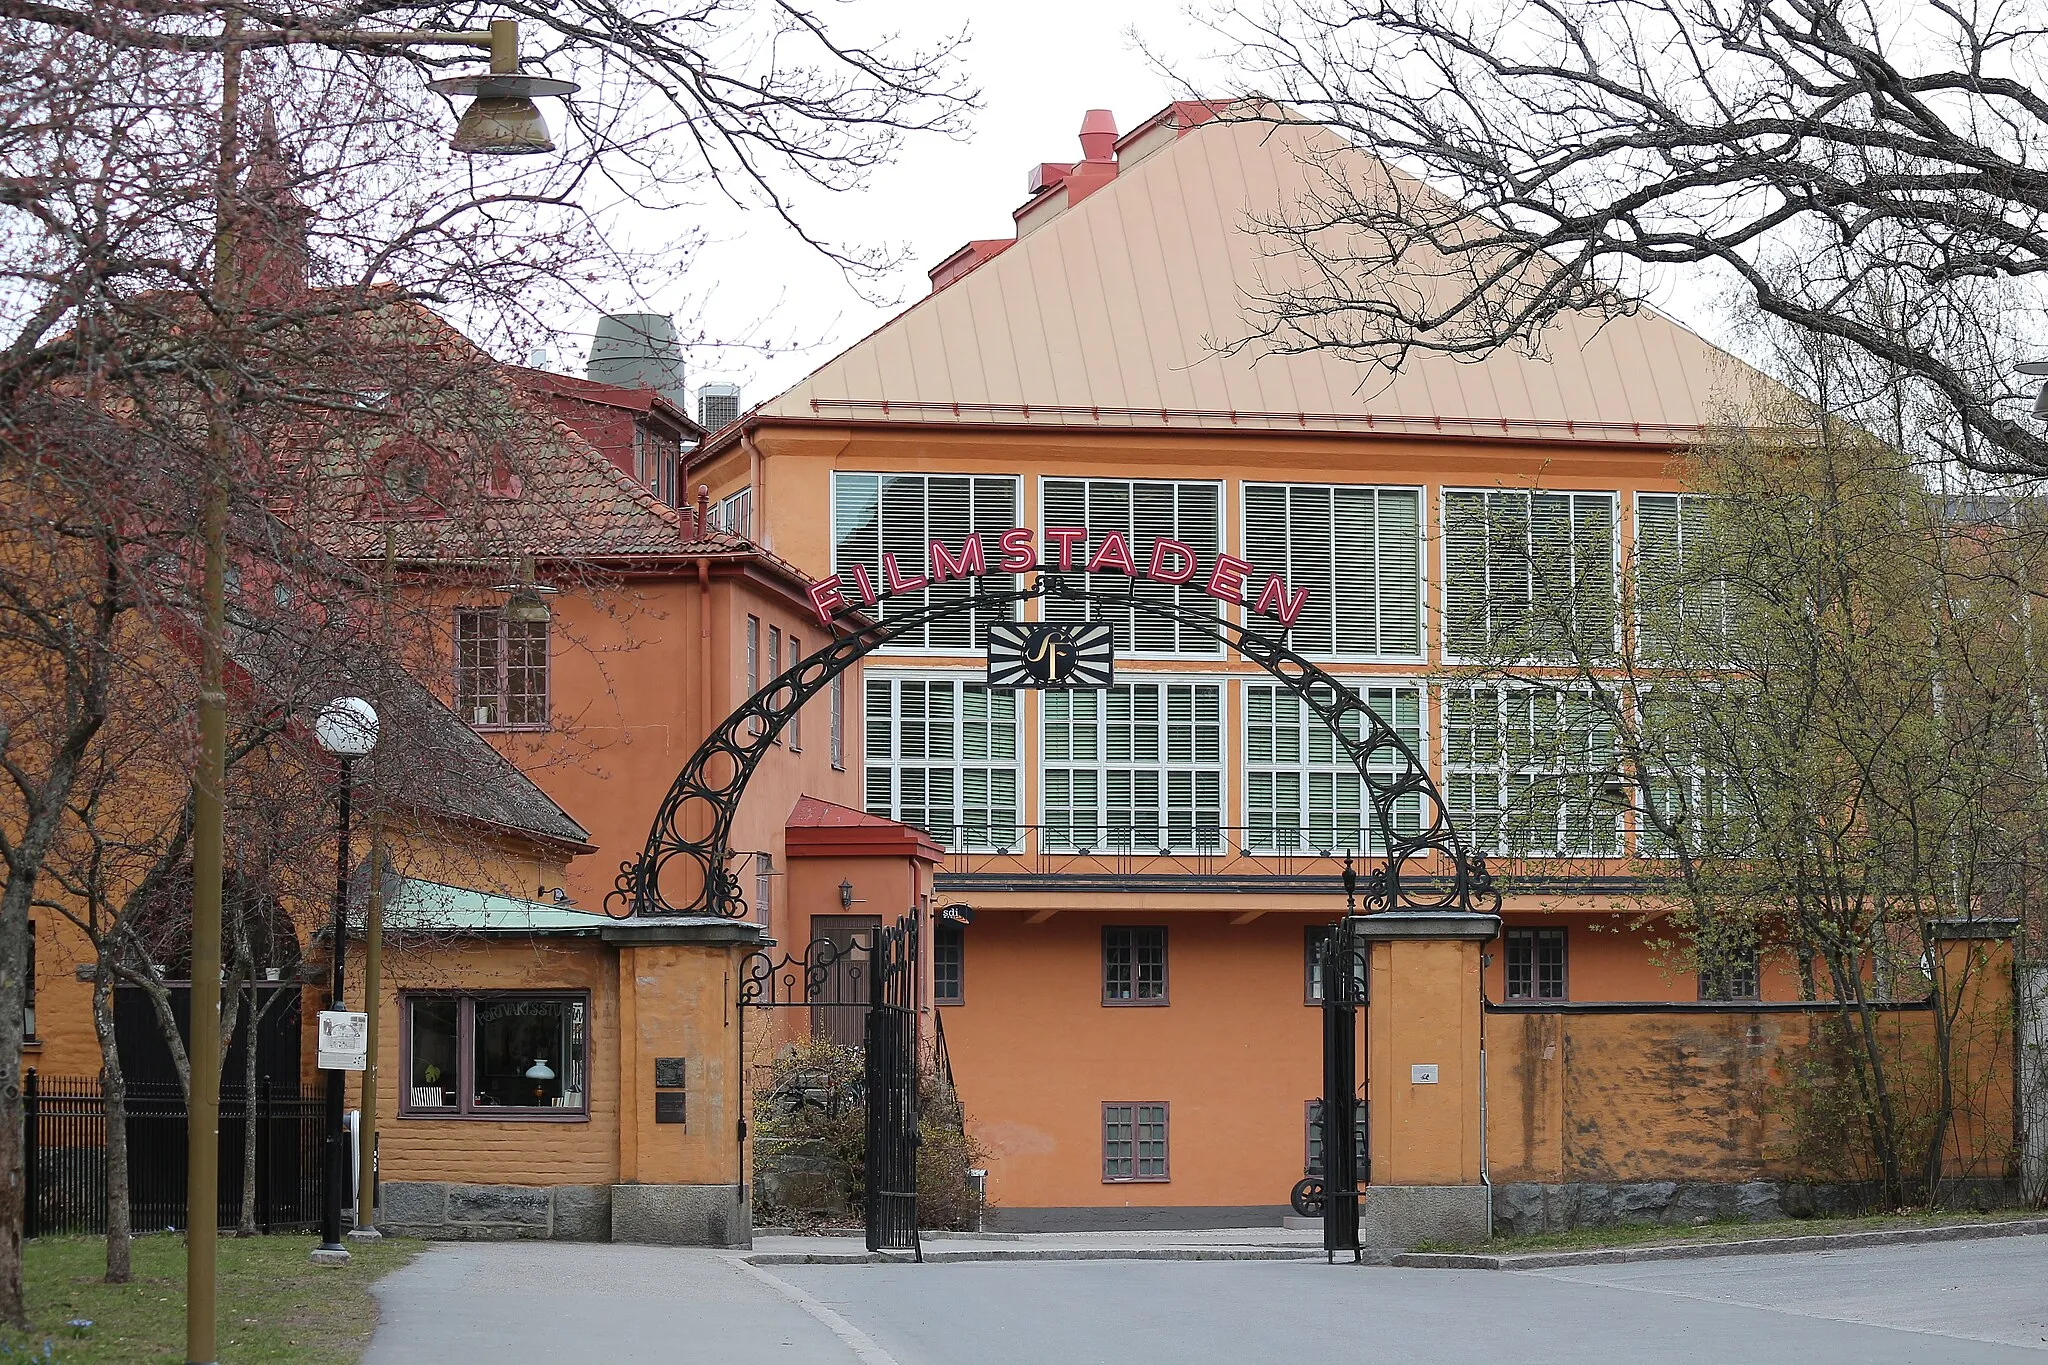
<box><xmin>832</xmin><ymin>473</ymin><xmax>1018</xmax><ymax>651</ymax></box>
<box><xmin>1304</xmin><ymin>925</ymin><xmax>1368</xmax><ymax>1005</ymax></box>
<box><xmin>788</xmin><ymin>635</ymin><xmax>802</xmax><ymax>751</ymax></box>
<box><xmin>1243</xmin><ymin>484</ymin><xmax>1422</xmax><ymax>656</ymax></box>
<box><xmin>1699</xmin><ymin>944</ymin><xmax>1761</xmax><ymax>1001</ymax></box>
<box><xmin>716</xmin><ymin>487</ymin><xmax>753</xmax><ymax>538</ymax></box>
<box><xmin>1246</xmin><ymin>682</ymin><xmax>1422</xmax><ymax>854</ymax></box>
<box><xmin>1103</xmin><ymin>1103</ymin><xmax>1169</xmax><ymax>1181</ymax></box>
<box><xmin>402</xmin><ymin>993</ymin><xmax>589</xmax><ymax>1118</ymax></box>
<box><xmin>1443</xmin><ymin>490</ymin><xmax>1616</xmax><ymax>659</ymax></box>
<box><xmin>1103</xmin><ymin>926</ymin><xmax>1168</xmax><ymax>1004</ymax></box>
<box><xmin>863</xmin><ymin>676</ymin><xmax>1020</xmax><ymax>848</ymax></box>
<box><xmin>746</xmin><ymin>616</ymin><xmax>761</xmax><ymax>735</ymax></box>
<box><xmin>1444</xmin><ymin>685</ymin><xmax>1620</xmax><ymax>857</ymax></box>
<box><xmin>1634</xmin><ymin>493</ymin><xmax>1728</xmax><ymax>658</ymax></box>
<box><xmin>934</xmin><ymin>921</ymin><xmax>964</xmax><ymax>1004</ymax></box>
<box><xmin>830</xmin><ymin>673</ymin><xmax>846</xmax><ymax>769</ymax></box>
<box><xmin>1043</xmin><ymin>682</ymin><xmax>1223</xmax><ymax>852</ymax></box>
<box><xmin>1505</xmin><ymin>926</ymin><xmax>1568</xmax><ymax>1000</ymax></box>
<box><xmin>1042</xmin><ymin>479</ymin><xmax>1223</xmax><ymax>656</ymax></box>
<box><xmin>455</xmin><ymin>609</ymin><xmax>549</xmax><ymax>729</ymax></box>
<box><xmin>1305</xmin><ymin>1098</ymin><xmax>1367</xmax><ymax>1176</ymax></box>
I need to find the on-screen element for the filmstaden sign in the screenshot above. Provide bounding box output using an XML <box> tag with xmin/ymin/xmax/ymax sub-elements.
<box><xmin>805</xmin><ymin>527</ymin><xmax>1311</xmax><ymax>628</ymax></box>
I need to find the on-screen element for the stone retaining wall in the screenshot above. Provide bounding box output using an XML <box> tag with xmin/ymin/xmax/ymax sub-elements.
<box><xmin>1491</xmin><ymin>1178</ymin><xmax>2022</xmax><ymax>1235</ymax></box>
<box><xmin>378</xmin><ymin>1181</ymin><xmax>611</xmax><ymax>1241</ymax></box>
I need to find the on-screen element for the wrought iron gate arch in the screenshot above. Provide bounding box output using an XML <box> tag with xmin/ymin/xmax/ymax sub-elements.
<box><xmin>610</xmin><ymin>573</ymin><xmax>1501</xmax><ymax>920</ymax></box>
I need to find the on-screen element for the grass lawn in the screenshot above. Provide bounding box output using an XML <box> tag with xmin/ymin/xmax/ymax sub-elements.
<box><xmin>1416</xmin><ymin>1206</ymin><xmax>2045</xmax><ymax>1256</ymax></box>
<box><xmin>0</xmin><ymin>1233</ymin><xmax>423</xmax><ymax>1363</ymax></box>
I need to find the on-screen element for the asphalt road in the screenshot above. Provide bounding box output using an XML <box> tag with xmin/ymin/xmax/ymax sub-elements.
<box><xmin>364</xmin><ymin>1235</ymin><xmax>2048</xmax><ymax>1364</ymax></box>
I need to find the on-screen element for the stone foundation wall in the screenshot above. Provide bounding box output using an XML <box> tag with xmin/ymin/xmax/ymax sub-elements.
<box><xmin>378</xmin><ymin>1181</ymin><xmax>611</xmax><ymax>1241</ymax></box>
<box><xmin>1491</xmin><ymin>1177</ymin><xmax>2023</xmax><ymax>1236</ymax></box>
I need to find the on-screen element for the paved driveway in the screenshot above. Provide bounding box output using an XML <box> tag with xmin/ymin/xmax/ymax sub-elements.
<box><xmin>365</xmin><ymin>1235</ymin><xmax>2048</xmax><ymax>1364</ymax></box>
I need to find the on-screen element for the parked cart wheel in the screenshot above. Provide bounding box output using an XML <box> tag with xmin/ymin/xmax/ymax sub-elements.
<box><xmin>1290</xmin><ymin>1177</ymin><xmax>1324</xmax><ymax>1218</ymax></box>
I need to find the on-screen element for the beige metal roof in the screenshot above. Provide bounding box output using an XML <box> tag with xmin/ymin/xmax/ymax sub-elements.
<box><xmin>759</xmin><ymin>106</ymin><xmax>1761</xmax><ymax>443</ymax></box>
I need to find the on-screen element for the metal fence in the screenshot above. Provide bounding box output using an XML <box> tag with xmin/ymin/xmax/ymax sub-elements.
<box><xmin>25</xmin><ymin>1071</ymin><xmax>325</xmax><ymax>1236</ymax></box>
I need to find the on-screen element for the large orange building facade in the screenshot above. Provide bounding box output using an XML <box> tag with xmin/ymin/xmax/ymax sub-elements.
<box><xmin>676</xmin><ymin>100</ymin><xmax>2019</xmax><ymax>1230</ymax></box>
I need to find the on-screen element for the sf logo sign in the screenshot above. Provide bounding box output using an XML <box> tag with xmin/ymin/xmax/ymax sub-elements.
<box><xmin>986</xmin><ymin>622</ymin><xmax>1114</xmax><ymax>690</ymax></box>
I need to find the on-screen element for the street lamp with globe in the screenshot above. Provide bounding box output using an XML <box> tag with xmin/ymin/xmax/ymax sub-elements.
<box><xmin>312</xmin><ymin>697</ymin><xmax>378</xmax><ymax>1264</ymax></box>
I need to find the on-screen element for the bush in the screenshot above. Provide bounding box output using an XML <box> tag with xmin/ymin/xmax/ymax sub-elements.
<box><xmin>751</xmin><ymin>1038</ymin><xmax>987</xmax><ymax>1231</ymax></box>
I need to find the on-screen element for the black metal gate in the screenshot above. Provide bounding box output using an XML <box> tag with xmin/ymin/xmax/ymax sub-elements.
<box><xmin>1319</xmin><ymin>864</ymin><xmax>1368</xmax><ymax>1262</ymax></box>
<box><xmin>863</xmin><ymin>913</ymin><xmax>920</xmax><ymax>1257</ymax></box>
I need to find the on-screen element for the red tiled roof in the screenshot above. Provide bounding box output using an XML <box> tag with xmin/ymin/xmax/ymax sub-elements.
<box><xmin>786</xmin><ymin>797</ymin><xmax>943</xmax><ymax>862</ymax></box>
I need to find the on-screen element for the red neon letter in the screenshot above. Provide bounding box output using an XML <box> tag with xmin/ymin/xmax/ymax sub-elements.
<box><xmin>1147</xmin><ymin>538</ymin><xmax>1197</xmax><ymax>585</ymax></box>
<box><xmin>1086</xmin><ymin>531</ymin><xmax>1137</xmax><ymax>576</ymax></box>
<box><xmin>997</xmin><ymin>527</ymin><xmax>1037</xmax><ymax>572</ymax></box>
<box><xmin>851</xmin><ymin>563</ymin><xmax>878</xmax><ymax>606</ymax></box>
<box><xmin>807</xmin><ymin>576</ymin><xmax>847</xmax><ymax>626</ymax></box>
<box><xmin>1206</xmin><ymin>553</ymin><xmax>1253</xmax><ymax>605</ymax></box>
<box><xmin>1252</xmin><ymin>574</ymin><xmax>1310</xmax><ymax>627</ymax></box>
<box><xmin>1044</xmin><ymin>526</ymin><xmax>1087</xmax><ymax>571</ymax></box>
<box><xmin>883</xmin><ymin>552</ymin><xmax>928</xmax><ymax>593</ymax></box>
<box><xmin>929</xmin><ymin>534</ymin><xmax>986</xmax><ymax>582</ymax></box>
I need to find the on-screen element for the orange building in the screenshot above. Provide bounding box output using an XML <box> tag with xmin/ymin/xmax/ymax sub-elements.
<box><xmin>673</xmin><ymin>99</ymin><xmax>2004</xmax><ymax>1232</ymax></box>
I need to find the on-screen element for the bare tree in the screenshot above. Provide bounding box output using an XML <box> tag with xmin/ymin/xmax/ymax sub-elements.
<box><xmin>1205</xmin><ymin>0</ymin><xmax>2048</xmax><ymax>474</ymax></box>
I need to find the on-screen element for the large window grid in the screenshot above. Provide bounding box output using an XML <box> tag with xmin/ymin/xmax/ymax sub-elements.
<box><xmin>1444</xmin><ymin>685</ymin><xmax>1621</xmax><ymax>857</ymax></box>
<box><xmin>1245</xmin><ymin>682</ymin><xmax>1423</xmax><ymax>855</ymax></box>
<box><xmin>1243</xmin><ymin>483</ymin><xmax>1423</xmax><ymax>658</ymax></box>
<box><xmin>401</xmin><ymin>992</ymin><xmax>589</xmax><ymax>1119</ymax></box>
<box><xmin>1102</xmin><ymin>926</ymin><xmax>1168</xmax><ymax>1004</ymax></box>
<box><xmin>863</xmin><ymin>676</ymin><xmax>1021</xmax><ymax>849</ymax></box>
<box><xmin>1442</xmin><ymin>489</ymin><xmax>1617</xmax><ymax>661</ymax></box>
<box><xmin>832</xmin><ymin>473</ymin><xmax>1019</xmax><ymax>652</ymax></box>
<box><xmin>455</xmin><ymin>609</ymin><xmax>549</xmax><ymax>729</ymax></box>
<box><xmin>1041</xmin><ymin>478</ymin><xmax>1224</xmax><ymax>657</ymax></box>
<box><xmin>1041</xmin><ymin>682</ymin><xmax>1223</xmax><ymax>852</ymax></box>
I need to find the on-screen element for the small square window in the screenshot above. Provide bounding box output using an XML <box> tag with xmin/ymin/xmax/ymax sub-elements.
<box><xmin>1103</xmin><ymin>1102</ymin><xmax>1169</xmax><ymax>1182</ymax></box>
<box><xmin>1103</xmin><ymin>926</ymin><xmax>1167</xmax><ymax>1005</ymax></box>
<box><xmin>1505</xmin><ymin>927</ymin><xmax>1567</xmax><ymax>1001</ymax></box>
<box><xmin>1699</xmin><ymin>945</ymin><xmax>1761</xmax><ymax>1001</ymax></box>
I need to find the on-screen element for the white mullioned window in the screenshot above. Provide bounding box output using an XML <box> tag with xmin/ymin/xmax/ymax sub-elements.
<box><xmin>1242</xmin><ymin>484</ymin><xmax>1423</xmax><ymax>658</ymax></box>
<box><xmin>1442</xmin><ymin>490</ymin><xmax>1617</xmax><ymax>660</ymax></box>
<box><xmin>1244</xmin><ymin>681</ymin><xmax>1424</xmax><ymax>854</ymax></box>
<box><xmin>1443</xmin><ymin>684</ymin><xmax>1621</xmax><ymax>857</ymax></box>
<box><xmin>1041</xmin><ymin>478</ymin><xmax>1224</xmax><ymax>657</ymax></box>
<box><xmin>832</xmin><ymin>473</ymin><xmax>1019</xmax><ymax>652</ymax></box>
<box><xmin>1041</xmin><ymin>681</ymin><xmax>1224</xmax><ymax>851</ymax></box>
<box><xmin>1633</xmin><ymin>492</ymin><xmax>1728</xmax><ymax>659</ymax></box>
<box><xmin>863</xmin><ymin>675</ymin><xmax>1021</xmax><ymax>848</ymax></box>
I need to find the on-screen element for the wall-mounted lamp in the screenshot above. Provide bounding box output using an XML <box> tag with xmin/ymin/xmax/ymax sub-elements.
<box><xmin>839</xmin><ymin>879</ymin><xmax>855</xmax><ymax>909</ymax></box>
<box><xmin>492</xmin><ymin>554</ymin><xmax>557</xmax><ymax>624</ymax></box>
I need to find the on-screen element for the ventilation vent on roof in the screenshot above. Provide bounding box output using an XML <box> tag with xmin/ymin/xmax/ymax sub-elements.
<box><xmin>588</xmin><ymin>313</ymin><xmax>686</xmax><ymax>408</ymax></box>
<box><xmin>698</xmin><ymin>382</ymin><xmax>741</xmax><ymax>432</ymax></box>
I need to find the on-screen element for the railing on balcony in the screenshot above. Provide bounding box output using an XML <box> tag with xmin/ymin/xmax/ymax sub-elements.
<box><xmin>926</xmin><ymin>823</ymin><xmax>1649</xmax><ymax>889</ymax></box>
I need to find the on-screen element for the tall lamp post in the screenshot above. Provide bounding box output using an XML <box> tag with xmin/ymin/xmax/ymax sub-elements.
<box><xmin>311</xmin><ymin>697</ymin><xmax>379</xmax><ymax>1263</ymax></box>
<box><xmin>184</xmin><ymin>23</ymin><xmax>570</xmax><ymax>1364</ymax></box>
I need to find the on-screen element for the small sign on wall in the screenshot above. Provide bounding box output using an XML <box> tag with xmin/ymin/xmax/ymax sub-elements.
<box><xmin>318</xmin><ymin>1010</ymin><xmax>369</xmax><ymax>1072</ymax></box>
<box><xmin>1410</xmin><ymin>1063</ymin><xmax>1439</xmax><ymax>1085</ymax></box>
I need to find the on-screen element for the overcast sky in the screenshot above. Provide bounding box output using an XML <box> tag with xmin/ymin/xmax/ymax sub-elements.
<box><xmin>575</xmin><ymin>0</ymin><xmax>1727</xmax><ymax>418</ymax></box>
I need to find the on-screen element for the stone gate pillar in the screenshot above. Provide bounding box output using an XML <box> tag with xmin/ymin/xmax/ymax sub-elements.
<box><xmin>1355</xmin><ymin>910</ymin><xmax>1501</xmax><ymax>1251</ymax></box>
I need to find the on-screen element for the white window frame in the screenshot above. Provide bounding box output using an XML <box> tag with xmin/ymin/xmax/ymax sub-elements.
<box><xmin>1242</xmin><ymin>677</ymin><xmax>1427</xmax><ymax>855</ymax></box>
<box><xmin>1038</xmin><ymin>475</ymin><xmax>1227</xmax><ymax>661</ymax></box>
<box><xmin>1239</xmin><ymin>482</ymin><xmax>1426</xmax><ymax>662</ymax></box>
<box><xmin>831</xmin><ymin>472</ymin><xmax>1022</xmax><ymax>656</ymax></box>
<box><xmin>1441</xmin><ymin>682</ymin><xmax>1623</xmax><ymax>859</ymax></box>
<box><xmin>1439</xmin><ymin>488</ymin><xmax>1621</xmax><ymax>666</ymax></box>
<box><xmin>1037</xmin><ymin>675</ymin><xmax>1228</xmax><ymax>853</ymax></box>
<box><xmin>862</xmin><ymin>669</ymin><xmax>1023</xmax><ymax>851</ymax></box>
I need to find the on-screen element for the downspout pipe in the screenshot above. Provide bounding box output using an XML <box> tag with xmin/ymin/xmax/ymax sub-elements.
<box><xmin>1479</xmin><ymin>951</ymin><xmax>1493</xmax><ymax>1239</ymax></box>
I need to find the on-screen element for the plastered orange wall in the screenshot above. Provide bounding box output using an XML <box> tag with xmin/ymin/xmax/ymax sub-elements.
<box><xmin>1367</xmin><ymin>938</ymin><xmax>1485</xmax><ymax>1185</ymax></box>
<box><xmin>616</xmin><ymin>941</ymin><xmax>750</xmax><ymax>1186</ymax></box>
<box><xmin>1484</xmin><ymin>936</ymin><xmax>2018</xmax><ymax>1186</ymax></box>
<box><xmin>374</xmin><ymin>937</ymin><xmax>620</xmax><ymax>1187</ymax></box>
<box><xmin>427</xmin><ymin>569</ymin><xmax>864</xmax><ymax>918</ymax></box>
<box><xmin>942</xmin><ymin>911</ymin><xmax>1330</xmax><ymax>1211</ymax></box>
<box><xmin>1481</xmin><ymin>914</ymin><xmax>1809</xmax><ymax>1004</ymax></box>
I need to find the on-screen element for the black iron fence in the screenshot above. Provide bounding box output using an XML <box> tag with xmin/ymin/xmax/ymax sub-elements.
<box><xmin>25</xmin><ymin>1071</ymin><xmax>324</xmax><ymax>1236</ymax></box>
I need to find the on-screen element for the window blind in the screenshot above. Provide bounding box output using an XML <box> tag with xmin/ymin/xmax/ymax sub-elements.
<box><xmin>1245</xmin><ymin>682</ymin><xmax>1423</xmax><ymax>853</ymax></box>
<box><xmin>1443</xmin><ymin>490</ymin><xmax>1616</xmax><ymax>659</ymax></box>
<box><xmin>1041</xmin><ymin>479</ymin><xmax>1223</xmax><ymax>656</ymax></box>
<box><xmin>1042</xmin><ymin>682</ymin><xmax>1223</xmax><ymax>850</ymax></box>
<box><xmin>863</xmin><ymin>676</ymin><xmax>1020</xmax><ymax>848</ymax></box>
<box><xmin>1243</xmin><ymin>484</ymin><xmax>1422</xmax><ymax>656</ymax></box>
<box><xmin>832</xmin><ymin>473</ymin><xmax>1019</xmax><ymax>651</ymax></box>
<box><xmin>1634</xmin><ymin>493</ymin><xmax>1726</xmax><ymax>658</ymax></box>
<box><xmin>1443</xmin><ymin>684</ymin><xmax>1620</xmax><ymax>857</ymax></box>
